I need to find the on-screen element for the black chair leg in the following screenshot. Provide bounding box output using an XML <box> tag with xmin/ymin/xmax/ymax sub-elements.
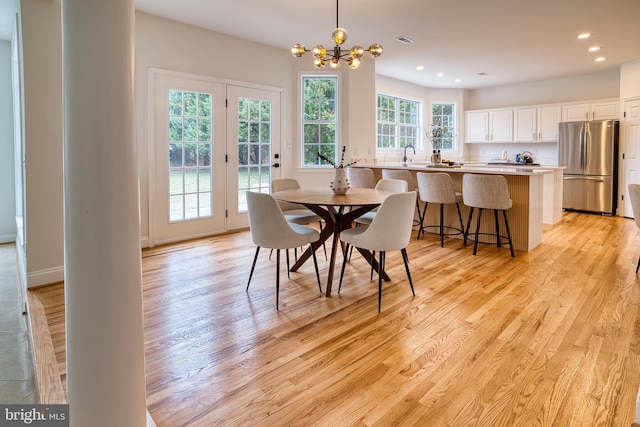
<box><xmin>636</xmin><ymin>257</ymin><xmax>640</xmax><ymax>273</ymax></box>
<box><xmin>464</xmin><ymin>207</ymin><xmax>474</xmax><ymax>246</ymax></box>
<box><xmin>473</xmin><ymin>208</ymin><xmax>483</xmax><ymax>255</ymax></box>
<box><xmin>417</xmin><ymin>202</ymin><xmax>428</xmax><ymax>239</ymax></box>
<box><xmin>247</xmin><ymin>246</ymin><xmax>260</xmax><ymax>290</ymax></box>
<box><xmin>339</xmin><ymin>243</ymin><xmax>350</xmax><ymax>294</ymax></box>
<box><xmin>502</xmin><ymin>210</ymin><xmax>515</xmax><ymax>257</ymax></box>
<box><xmin>311</xmin><ymin>244</ymin><xmax>322</xmax><ymax>292</ymax></box>
<box><xmin>439</xmin><ymin>203</ymin><xmax>445</xmax><ymax>247</ymax></box>
<box><xmin>276</xmin><ymin>249</ymin><xmax>281</xmax><ymax>310</ymax></box>
<box><xmin>494</xmin><ymin>209</ymin><xmax>501</xmax><ymax>247</ymax></box>
<box><xmin>378</xmin><ymin>251</ymin><xmax>385</xmax><ymax>313</ymax></box>
<box><xmin>319</xmin><ymin>221</ymin><xmax>328</xmax><ymax>260</ymax></box>
<box><xmin>286</xmin><ymin>249</ymin><xmax>290</xmax><ymax>278</ymax></box>
<box><xmin>401</xmin><ymin>248</ymin><xmax>415</xmax><ymax>296</ymax></box>
<box><xmin>370</xmin><ymin>250</ymin><xmax>376</xmax><ymax>280</ymax></box>
<box><xmin>456</xmin><ymin>203</ymin><xmax>465</xmax><ymax>236</ymax></box>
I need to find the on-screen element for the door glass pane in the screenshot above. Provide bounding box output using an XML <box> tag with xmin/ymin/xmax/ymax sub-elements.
<box><xmin>237</xmin><ymin>96</ymin><xmax>271</xmax><ymax>212</ymax></box>
<box><xmin>167</xmin><ymin>89</ymin><xmax>214</xmax><ymax>222</ymax></box>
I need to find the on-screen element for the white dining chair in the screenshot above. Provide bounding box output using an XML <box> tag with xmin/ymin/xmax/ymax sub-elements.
<box><xmin>628</xmin><ymin>184</ymin><xmax>640</xmax><ymax>273</ymax></box>
<box><xmin>246</xmin><ymin>191</ymin><xmax>322</xmax><ymax>309</ymax></box>
<box><xmin>354</xmin><ymin>178</ymin><xmax>408</xmax><ymax>226</ymax></box>
<box><xmin>338</xmin><ymin>191</ymin><xmax>417</xmax><ymax>312</ymax></box>
<box><xmin>382</xmin><ymin>169</ymin><xmax>422</xmax><ymax>226</ymax></box>
<box><xmin>272</xmin><ymin>177</ymin><xmax>326</xmax><ymax>259</ymax></box>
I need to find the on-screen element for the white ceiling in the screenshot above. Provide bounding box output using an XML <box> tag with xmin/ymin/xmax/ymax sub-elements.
<box><xmin>135</xmin><ymin>0</ymin><xmax>640</xmax><ymax>89</ymax></box>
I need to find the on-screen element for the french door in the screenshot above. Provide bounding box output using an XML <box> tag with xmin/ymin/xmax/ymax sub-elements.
<box><xmin>151</xmin><ymin>71</ymin><xmax>281</xmax><ymax>245</ymax></box>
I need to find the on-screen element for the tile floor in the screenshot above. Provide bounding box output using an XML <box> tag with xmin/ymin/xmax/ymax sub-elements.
<box><xmin>0</xmin><ymin>243</ymin><xmax>37</xmax><ymax>404</ymax></box>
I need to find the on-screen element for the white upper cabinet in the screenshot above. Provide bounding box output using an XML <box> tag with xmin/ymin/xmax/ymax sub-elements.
<box><xmin>466</xmin><ymin>111</ymin><xmax>489</xmax><ymax>143</ymax></box>
<box><xmin>561</xmin><ymin>100</ymin><xmax>619</xmax><ymax>122</ymax></box>
<box><xmin>489</xmin><ymin>110</ymin><xmax>513</xmax><ymax>142</ymax></box>
<box><xmin>514</xmin><ymin>106</ymin><xmax>560</xmax><ymax>142</ymax></box>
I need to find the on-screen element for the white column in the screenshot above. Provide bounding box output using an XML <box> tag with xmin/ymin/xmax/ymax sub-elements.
<box><xmin>62</xmin><ymin>0</ymin><xmax>147</xmax><ymax>425</ymax></box>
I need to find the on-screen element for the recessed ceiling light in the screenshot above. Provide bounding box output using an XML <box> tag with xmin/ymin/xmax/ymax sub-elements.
<box><xmin>436</xmin><ymin>72</ymin><xmax>444</xmax><ymax>77</ymax></box>
<box><xmin>395</xmin><ymin>36</ymin><xmax>413</xmax><ymax>44</ymax></box>
<box><xmin>454</xmin><ymin>78</ymin><xmax>462</xmax><ymax>83</ymax></box>
<box><xmin>577</xmin><ymin>33</ymin><xmax>592</xmax><ymax>39</ymax></box>
<box><xmin>595</xmin><ymin>57</ymin><xmax>606</xmax><ymax>62</ymax></box>
<box><xmin>477</xmin><ymin>72</ymin><xmax>489</xmax><ymax>76</ymax></box>
<box><xmin>416</xmin><ymin>65</ymin><xmax>424</xmax><ymax>71</ymax></box>
<box><xmin>588</xmin><ymin>46</ymin><xmax>601</xmax><ymax>52</ymax></box>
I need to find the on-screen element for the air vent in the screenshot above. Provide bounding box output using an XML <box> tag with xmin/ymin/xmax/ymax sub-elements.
<box><xmin>395</xmin><ymin>36</ymin><xmax>414</xmax><ymax>44</ymax></box>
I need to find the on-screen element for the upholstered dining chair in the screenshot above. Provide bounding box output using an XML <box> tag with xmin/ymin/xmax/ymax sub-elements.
<box><xmin>628</xmin><ymin>184</ymin><xmax>640</xmax><ymax>273</ymax></box>
<box><xmin>246</xmin><ymin>191</ymin><xmax>322</xmax><ymax>309</ymax></box>
<box><xmin>462</xmin><ymin>173</ymin><xmax>515</xmax><ymax>257</ymax></box>
<box><xmin>382</xmin><ymin>169</ymin><xmax>421</xmax><ymax>226</ymax></box>
<box><xmin>338</xmin><ymin>191</ymin><xmax>417</xmax><ymax>312</ymax></box>
<box><xmin>416</xmin><ymin>172</ymin><xmax>465</xmax><ymax>246</ymax></box>
<box><xmin>346</xmin><ymin>167</ymin><xmax>376</xmax><ymax>189</ymax></box>
<box><xmin>272</xmin><ymin>177</ymin><xmax>326</xmax><ymax>259</ymax></box>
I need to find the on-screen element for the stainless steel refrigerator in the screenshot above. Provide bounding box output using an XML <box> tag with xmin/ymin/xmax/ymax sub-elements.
<box><xmin>558</xmin><ymin>120</ymin><xmax>619</xmax><ymax>215</ymax></box>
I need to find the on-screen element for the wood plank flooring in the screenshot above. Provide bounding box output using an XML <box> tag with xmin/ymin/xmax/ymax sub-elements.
<box><xmin>30</xmin><ymin>211</ymin><xmax>640</xmax><ymax>426</ymax></box>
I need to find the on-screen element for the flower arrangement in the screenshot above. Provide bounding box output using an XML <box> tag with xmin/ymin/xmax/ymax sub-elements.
<box><xmin>317</xmin><ymin>146</ymin><xmax>359</xmax><ymax>168</ymax></box>
<box><xmin>425</xmin><ymin>124</ymin><xmax>451</xmax><ymax>151</ymax></box>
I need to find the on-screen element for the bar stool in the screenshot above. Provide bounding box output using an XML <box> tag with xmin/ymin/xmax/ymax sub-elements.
<box><xmin>416</xmin><ymin>172</ymin><xmax>465</xmax><ymax>246</ymax></box>
<box><xmin>382</xmin><ymin>169</ymin><xmax>422</xmax><ymax>227</ymax></box>
<box><xmin>346</xmin><ymin>167</ymin><xmax>376</xmax><ymax>189</ymax></box>
<box><xmin>462</xmin><ymin>174</ymin><xmax>515</xmax><ymax>257</ymax></box>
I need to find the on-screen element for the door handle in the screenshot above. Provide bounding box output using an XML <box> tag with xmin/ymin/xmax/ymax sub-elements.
<box><xmin>272</xmin><ymin>163</ymin><xmax>280</xmax><ymax>168</ymax></box>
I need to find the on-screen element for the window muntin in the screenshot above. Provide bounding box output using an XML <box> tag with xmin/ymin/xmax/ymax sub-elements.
<box><xmin>377</xmin><ymin>94</ymin><xmax>421</xmax><ymax>150</ymax></box>
<box><xmin>431</xmin><ymin>103</ymin><xmax>456</xmax><ymax>151</ymax></box>
<box><xmin>301</xmin><ymin>76</ymin><xmax>338</xmax><ymax>167</ymax></box>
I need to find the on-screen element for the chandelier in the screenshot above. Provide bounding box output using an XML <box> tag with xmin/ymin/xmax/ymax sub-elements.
<box><xmin>290</xmin><ymin>0</ymin><xmax>383</xmax><ymax>69</ymax></box>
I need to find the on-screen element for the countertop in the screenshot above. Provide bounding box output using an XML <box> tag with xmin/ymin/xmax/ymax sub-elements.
<box><xmin>358</xmin><ymin>163</ymin><xmax>561</xmax><ymax>176</ymax></box>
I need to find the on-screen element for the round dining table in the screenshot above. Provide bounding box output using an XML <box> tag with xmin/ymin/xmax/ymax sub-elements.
<box><xmin>272</xmin><ymin>187</ymin><xmax>394</xmax><ymax>296</ymax></box>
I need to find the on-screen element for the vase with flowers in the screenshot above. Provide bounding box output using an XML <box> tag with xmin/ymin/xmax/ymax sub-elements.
<box><xmin>318</xmin><ymin>146</ymin><xmax>359</xmax><ymax>195</ymax></box>
<box><xmin>425</xmin><ymin>124</ymin><xmax>451</xmax><ymax>164</ymax></box>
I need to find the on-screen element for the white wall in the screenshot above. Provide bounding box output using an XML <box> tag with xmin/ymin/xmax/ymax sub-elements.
<box><xmin>621</xmin><ymin>59</ymin><xmax>640</xmax><ymax>99</ymax></box>
<box><xmin>0</xmin><ymin>40</ymin><xmax>16</xmax><ymax>243</ymax></box>
<box><xmin>20</xmin><ymin>0</ymin><xmax>63</xmax><ymax>286</ymax></box>
<box><xmin>468</xmin><ymin>68</ymin><xmax>620</xmax><ymax>110</ymax></box>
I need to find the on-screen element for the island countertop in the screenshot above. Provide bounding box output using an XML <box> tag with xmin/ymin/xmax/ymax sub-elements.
<box><xmin>357</xmin><ymin>163</ymin><xmax>558</xmax><ymax>175</ymax></box>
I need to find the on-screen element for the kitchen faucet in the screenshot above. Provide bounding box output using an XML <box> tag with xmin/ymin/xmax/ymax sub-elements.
<box><xmin>403</xmin><ymin>144</ymin><xmax>416</xmax><ymax>163</ymax></box>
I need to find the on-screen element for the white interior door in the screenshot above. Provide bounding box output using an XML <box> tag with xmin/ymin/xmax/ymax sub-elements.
<box><xmin>226</xmin><ymin>86</ymin><xmax>281</xmax><ymax>230</ymax></box>
<box><xmin>151</xmin><ymin>73</ymin><xmax>227</xmax><ymax>245</ymax></box>
<box><xmin>622</xmin><ymin>99</ymin><xmax>640</xmax><ymax>218</ymax></box>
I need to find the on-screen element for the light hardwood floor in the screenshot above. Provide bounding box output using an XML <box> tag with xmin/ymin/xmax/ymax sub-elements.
<box><xmin>30</xmin><ymin>211</ymin><xmax>640</xmax><ymax>426</ymax></box>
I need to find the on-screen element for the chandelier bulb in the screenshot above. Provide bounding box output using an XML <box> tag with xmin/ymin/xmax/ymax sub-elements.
<box><xmin>332</xmin><ymin>27</ymin><xmax>348</xmax><ymax>45</ymax></box>
<box><xmin>291</xmin><ymin>43</ymin><xmax>306</xmax><ymax>58</ymax></box>
<box><xmin>314</xmin><ymin>57</ymin><xmax>327</xmax><ymax>69</ymax></box>
<box><xmin>330</xmin><ymin>56</ymin><xmax>341</xmax><ymax>69</ymax></box>
<box><xmin>349</xmin><ymin>44</ymin><xmax>365</xmax><ymax>59</ymax></box>
<box><xmin>347</xmin><ymin>57</ymin><xmax>360</xmax><ymax>69</ymax></box>
<box><xmin>368</xmin><ymin>43</ymin><xmax>384</xmax><ymax>58</ymax></box>
<box><xmin>312</xmin><ymin>44</ymin><xmax>327</xmax><ymax>59</ymax></box>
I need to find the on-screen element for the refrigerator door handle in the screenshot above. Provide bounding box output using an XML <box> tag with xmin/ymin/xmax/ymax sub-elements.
<box><xmin>564</xmin><ymin>176</ymin><xmax>607</xmax><ymax>182</ymax></box>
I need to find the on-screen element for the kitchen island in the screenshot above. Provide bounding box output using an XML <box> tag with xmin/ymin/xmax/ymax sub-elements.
<box><xmin>356</xmin><ymin>164</ymin><xmax>558</xmax><ymax>252</ymax></box>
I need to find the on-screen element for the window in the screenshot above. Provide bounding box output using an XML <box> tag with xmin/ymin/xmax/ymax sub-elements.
<box><xmin>301</xmin><ymin>76</ymin><xmax>338</xmax><ymax>167</ymax></box>
<box><xmin>377</xmin><ymin>94</ymin><xmax>421</xmax><ymax>149</ymax></box>
<box><xmin>168</xmin><ymin>89</ymin><xmax>212</xmax><ymax>221</ymax></box>
<box><xmin>430</xmin><ymin>103</ymin><xmax>456</xmax><ymax>151</ymax></box>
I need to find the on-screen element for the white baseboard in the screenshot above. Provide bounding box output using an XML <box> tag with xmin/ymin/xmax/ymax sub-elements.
<box><xmin>0</xmin><ymin>233</ymin><xmax>16</xmax><ymax>244</ymax></box>
<box><xmin>27</xmin><ymin>265</ymin><xmax>64</xmax><ymax>288</ymax></box>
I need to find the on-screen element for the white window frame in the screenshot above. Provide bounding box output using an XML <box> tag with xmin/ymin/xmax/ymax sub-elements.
<box><xmin>429</xmin><ymin>100</ymin><xmax>459</xmax><ymax>155</ymax></box>
<box><xmin>299</xmin><ymin>74</ymin><xmax>340</xmax><ymax>168</ymax></box>
<box><xmin>376</xmin><ymin>93</ymin><xmax>423</xmax><ymax>152</ymax></box>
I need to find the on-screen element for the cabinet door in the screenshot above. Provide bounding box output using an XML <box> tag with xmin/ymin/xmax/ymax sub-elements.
<box><xmin>537</xmin><ymin>106</ymin><xmax>561</xmax><ymax>141</ymax></box>
<box><xmin>514</xmin><ymin>108</ymin><xmax>536</xmax><ymax>142</ymax></box>
<box><xmin>489</xmin><ymin>110</ymin><xmax>513</xmax><ymax>142</ymax></box>
<box><xmin>591</xmin><ymin>101</ymin><xmax>619</xmax><ymax>120</ymax></box>
<box><xmin>562</xmin><ymin>104</ymin><xmax>589</xmax><ymax>122</ymax></box>
<box><xmin>466</xmin><ymin>111</ymin><xmax>488</xmax><ymax>143</ymax></box>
